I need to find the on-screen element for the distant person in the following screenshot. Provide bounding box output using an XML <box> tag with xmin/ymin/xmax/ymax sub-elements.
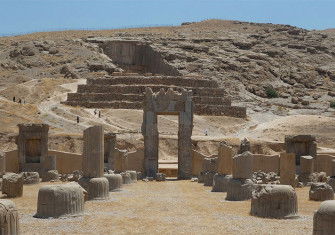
<box><xmin>76</xmin><ymin>116</ymin><xmax>79</xmax><ymax>123</ymax></box>
<box><xmin>18</xmin><ymin>98</ymin><xmax>21</xmax><ymax>104</ymax></box>
<box><xmin>94</xmin><ymin>109</ymin><xmax>97</xmax><ymax>115</ymax></box>
<box><xmin>204</xmin><ymin>129</ymin><xmax>208</xmax><ymax>136</ymax></box>
<box><xmin>13</xmin><ymin>96</ymin><xmax>15</xmax><ymax>102</ymax></box>
<box><xmin>98</xmin><ymin>111</ymin><xmax>101</xmax><ymax>118</ymax></box>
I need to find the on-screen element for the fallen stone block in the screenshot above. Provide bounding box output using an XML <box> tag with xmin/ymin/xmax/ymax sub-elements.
<box><xmin>22</xmin><ymin>172</ymin><xmax>40</xmax><ymax>184</ymax></box>
<box><xmin>309</xmin><ymin>183</ymin><xmax>334</xmax><ymax>201</ymax></box>
<box><xmin>78</xmin><ymin>177</ymin><xmax>109</xmax><ymax>200</ymax></box>
<box><xmin>2</xmin><ymin>173</ymin><xmax>23</xmax><ymax>198</ymax></box>
<box><xmin>226</xmin><ymin>178</ymin><xmax>255</xmax><ymax>201</ymax></box>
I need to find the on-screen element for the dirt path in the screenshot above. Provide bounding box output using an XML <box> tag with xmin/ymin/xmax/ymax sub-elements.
<box><xmin>12</xmin><ymin>181</ymin><xmax>319</xmax><ymax>235</ymax></box>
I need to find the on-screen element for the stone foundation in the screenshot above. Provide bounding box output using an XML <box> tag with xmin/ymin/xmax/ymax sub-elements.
<box><xmin>78</xmin><ymin>177</ymin><xmax>109</xmax><ymax>200</ymax></box>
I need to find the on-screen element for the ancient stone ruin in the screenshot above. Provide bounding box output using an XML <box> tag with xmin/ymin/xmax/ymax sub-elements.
<box><xmin>313</xmin><ymin>200</ymin><xmax>335</xmax><ymax>235</ymax></box>
<box><xmin>104</xmin><ymin>133</ymin><xmax>116</xmax><ymax>170</ymax></box>
<box><xmin>16</xmin><ymin>124</ymin><xmax>49</xmax><ymax>174</ymax></box>
<box><xmin>285</xmin><ymin>135</ymin><xmax>317</xmax><ymax>165</ymax></box>
<box><xmin>35</xmin><ymin>182</ymin><xmax>86</xmax><ymax>218</ymax></box>
<box><xmin>78</xmin><ymin>126</ymin><xmax>109</xmax><ymax>200</ymax></box>
<box><xmin>104</xmin><ymin>173</ymin><xmax>122</xmax><ymax>191</ymax></box>
<box><xmin>0</xmin><ymin>199</ymin><xmax>20</xmax><ymax>234</ymax></box>
<box><xmin>142</xmin><ymin>88</ymin><xmax>193</xmax><ymax>179</ymax></box>
<box><xmin>279</xmin><ymin>152</ymin><xmax>296</xmax><ymax>187</ymax></box>
<box><xmin>251</xmin><ymin>184</ymin><xmax>298</xmax><ymax>219</ymax></box>
<box><xmin>309</xmin><ymin>183</ymin><xmax>334</xmax><ymax>201</ymax></box>
<box><xmin>2</xmin><ymin>173</ymin><xmax>23</xmax><ymax>198</ymax></box>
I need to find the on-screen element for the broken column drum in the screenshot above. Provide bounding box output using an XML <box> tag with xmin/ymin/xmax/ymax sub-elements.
<box><xmin>104</xmin><ymin>174</ymin><xmax>122</xmax><ymax>191</ymax></box>
<box><xmin>309</xmin><ymin>183</ymin><xmax>334</xmax><ymax>201</ymax></box>
<box><xmin>35</xmin><ymin>182</ymin><xmax>86</xmax><ymax>218</ymax></box>
<box><xmin>141</xmin><ymin>88</ymin><xmax>193</xmax><ymax>179</ymax></box>
<box><xmin>0</xmin><ymin>199</ymin><xmax>20</xmax><ymax>234</ymax></box>
<box><xmin>121</xmin><ymin>172</ymin><xmax>132</xmax><ymax>184</ymax></box>
<box><xmin>285</xmin><ymin>135</ymin><xmax>317</xmax><ymax>165</ymax></box>
<box><xmin>104</xmin><ymin>133</ymin><xmax>116</xmax><ymax>170</ymax></box>
<box><xmin>217</xmin><ymin>142</ymin><xmax>234</xmax><ymax>175</ymax></box>
<box><xmin>78</xmin><ymin>126</ymin><xmax>109</xmax><ymax>200</ymax></box>
<box><xmin>212</xmin><ymin>174</ymin><xmax>232</xmax><ymax>192</ymax></box>
<box><xmin>16</xmin><ymin>124</ymin><xmax>49</xmax><ymax>174</ymax></box>
<box><xmin>126</xmin><ymin>171</ymin><xmax>137</xmax><ymax>182</ymax></box>
<box><xmin>232</xmin><ymin>151</ymin><xmax>253</xmax><ymax>179</ymax></box>
<box><xmin>251</xmin><ymin>184</ymin><xmax>298</xmax><ymax>219</ymax></box>
<box><xmin>2</xmin><ymin>173</ymin><xmax>23</xmax><ymax>198</ymax></box>
<box><xmin>41</xmin><ymin>155</ymin><xmax>58</xmax><ymax>182</ymax></box>
<box><xmin>313</xmin><ymin>200</ymin><xmax>335</xmax><ymax>235</ymax></box>
<box><xmin>298</xmin><ymin>155</ymin><xmax>314</xmax><ymax>184</ymax></box>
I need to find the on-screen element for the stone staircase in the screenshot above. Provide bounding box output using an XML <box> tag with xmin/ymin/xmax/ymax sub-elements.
<box><xmin>62</xmin><ymin>74</ymin><xmax>246</xmax><ymax>117</ymax></box>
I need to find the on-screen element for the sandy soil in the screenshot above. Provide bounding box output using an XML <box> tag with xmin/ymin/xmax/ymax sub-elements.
<box><xmin>5</xmin><ymin>181</ymin><xmax>321</xmax><ymax>235</ymax></box>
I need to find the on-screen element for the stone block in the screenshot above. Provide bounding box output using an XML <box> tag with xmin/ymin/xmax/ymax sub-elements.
<box><xmin>212</xmin><ymin>174</ymin><xmax>232</xmax><ymax>192</ymax></box>
<box><xmin>121</xmin><ymin>172</ymin><xmax>132</xmax><ymax>184</ymax></box>
<box><xmin>251</xmin><ymin>184</ymin><xmax>298</xmax><ymax>218</ymax></box>
<box><xmin>313</xmin><ymin>200</ymin><xmax>335</xmax><ymax>235</ymax></box>
<box><xmin>203</xmin><ymin>172</ymin><xmax>215</xmax><ymax>186</ymax></box>
<box><xmin>104</xmin><ymin>174</ymin><xmax>122</xmax><ymax>191</ymax></box>
<box><xmin>309</xmin><ymin>183</ymin><xmax>334</xmax><ymax>201</ymax></box>
<box><xmin>22</xmin><ymin>172</ymin><xmax>40</xmax><ymax>184</ymax></box>
<box><xmin>126</xmin><ymin>171</ymin><xmax>137</xmax><ymax>182</ymax></box>
<box><xmin>0</xmin><ymin>199</ymin><xmax>20</xmax><ymax>234</ymax></box>
<box><xmin>280</xmin><ymin>152</ymin><xmax>296</xmax><ymax>187</ymax></box>
<box><xmin>217</xmin><ymin>142</ymin><xmax>234</xmax><ymax>175</ymax></box>
<box><xmin>232</xmin><ymin>151</ymin><xmax>253</xmax><ymax>179</ymax></box>
<box><xmin>327</xmin><ymin>177</ymin><xmax>335</xmax><ymax>191</ymax></box>
<box><xmin>0</xmin><ymin>151</ymin><xmax>5</xmax><ymax>176</ymax></box>
<box><xmin>226</xmin><ymin>178</ymin><xmax>255</xmax><ymax>201</ymax></box>
<box><xmin>78</xmin><ymin>177</ymin><xmax>109</xmax><ymax>200</ymax></box>
<box><xmin>41</xmin><ymin>170</ymin><xmax>59</xmax><ymax>182</ymax></box>
<box><xmin>300</xmin><ymin>155</ymin><xmax>314</xmax><ymax>174</ymax></box>
<box><xmin>2</xmin><ymin>173</ymin><xmax>23</xmax><ymax>198</ymax></box>
<box><xmin>35</xmin><ymin>182</ymin><xmax>86</xmax><ymax>218</ymax></box>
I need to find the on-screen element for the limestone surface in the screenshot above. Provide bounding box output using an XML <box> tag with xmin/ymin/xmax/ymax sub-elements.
<box><xmin>2</xmin><ymin>173</ymin><xmax>23</xmax><ymax>198</ymax></box>
<box><xmin>35</xmin><ymin>182</ymin><xmax>86</xmax><ymax>218</ymax></box>
<box><xmin>226</xmin><ymin>178</ymin><xmax>255</xmax><ymax>201</ymax></box>
<box><xmin>313</xmin><ymin>200</ymin><xmax>335</xmax><ymax>235</ymax></box>
<box><xmin>104</xmin><ymin>174</ymin><xmax>122</xmax><ymax>191</ymax></box>
<box><xmin>309</xmin><ymin>183</ymin><xmax>334</xmax><ymax>201</ymax></box>
<box><xmin>203</xmin><ymin>172</ymin><xmax>215</xmax><ymax>186</ymax></box>
<box><xmin>251</xmin><ymin>184</ymin><xmax>298</xmax><ymax>218</ymax></box>
<box><xmin>327</xmin><ymin>177</ymin><xmax>335</xmax><ymax>191</ymax></box>
<box><xmin>126</xmin><ymin>171</ymin><xmax>137</xmax><ymax>182</ymax></box>
<box><xmin>279</xmin><ymin>152</ymin><xmax>296</xmax><ymax>187</ymax></box>
<box><xmin>78</xmin><ymin>177</ymin><xmax>109</xmax><ymax>200</ymax></box>
<box><xmin>121</xmin><ymin>172</ymin><xmax>132</xmax><ymax>184</ymax></box>
<box><xmin>232</xmin><ymin>151</ymin><xmax>253</xmax><ymax>179</ymax></box>
<box><xmin>22</xmin><ymin>172</ymin><xmax>40</xmax><ymax>184</ymax></box>
<box><xmin>0</xmin><ymin>199</ymin><xmax>20</xmax><ymax>234</ymax></box>
<box><xmin>212</xmin><ymin>174</ymin><xmax>232</xmax><ymax>192</ymax></box>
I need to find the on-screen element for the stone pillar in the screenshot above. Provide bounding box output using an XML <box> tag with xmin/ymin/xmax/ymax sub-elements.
<box><xmin>217</xmin><ymin>142</ymin><xmax>234</xmax><ymax>175</ymax></box>
<box><xmin>178</xmin><ymin>100</ymin><xmax>193</xmax><ymax>179</ymax></box>
<box><xmin>142</xmin><ymin>111</ymin><xmax>158</xmax><ymax>177</ymax></box>
<box><xmin>43</xmin><ymin>155</ymin><xmax>56</xmax><ymax>171</ymax></box>
<box><xmin>0</xmin><ymin>200</ymin><xmax>20</xmax><ymax>234</ymax></box>
<box><xmin>280</xmin><ymin>152</ymin><xmax>296</xmax><ymax>187</ymax></box>
<box><xmin>82</xmin><ymin>125</ymin><xmax>104</xmax><ymax>178</ymax></box>
<box><xmin>104</xmin><ymin>133</ymin><xmax>116</xmax><ymax>170</ymax></box>
<box><xmin>0</xmin><ymin>151</ymin><xmax>5</xmax><ymax>176</ymax></box>
<box><xmin>300</xmin><ymin>155</ymin><xmax>314</xmax><ymax>174</ymax></box>
<box><xmin>232</xmin><ymin>151</ymin><xmax>253</xmax><ymax>179</ymax></box>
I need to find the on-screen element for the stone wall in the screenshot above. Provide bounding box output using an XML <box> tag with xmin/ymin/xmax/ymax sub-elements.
<box><xmin>252</xmin><ymin>154</ymin><xmax>280</xmax><ymax>174</ymax></box>
<box><xmin>315</xmin><ymin>154</ymin><xmax>335</xmax><ymax>176</ymax></box>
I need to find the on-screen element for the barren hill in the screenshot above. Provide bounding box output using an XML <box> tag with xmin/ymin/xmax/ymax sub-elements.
<box><xmin>0</xmin><ymin>19</ymin><xmax>334</xmax><ymax>156</ymax></box>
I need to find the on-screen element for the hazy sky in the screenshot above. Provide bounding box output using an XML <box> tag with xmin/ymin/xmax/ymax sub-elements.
<box><xmin>0</xmin><ymin>0</ymin><xmax>334</xmax><ymax>36</ymax></box>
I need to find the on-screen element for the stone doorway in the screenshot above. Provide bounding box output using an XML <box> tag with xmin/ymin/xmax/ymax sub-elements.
<box><xmin>142</xmin><ymin>88</ymin><xmax>193</xmax><ymax>179</ymax></box>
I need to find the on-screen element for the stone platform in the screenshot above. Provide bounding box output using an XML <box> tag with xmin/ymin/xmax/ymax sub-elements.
<box><xmin>62</xmin><ymin>74</ymin><xmax>246</xmax><ymax>118</ymax></box>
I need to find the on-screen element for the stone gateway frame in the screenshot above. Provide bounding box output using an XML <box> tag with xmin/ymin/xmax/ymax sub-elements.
<box><xmin>141</xmin><ymin>88</ymin><xmax>193</xmax><ymax>179</ymax></box>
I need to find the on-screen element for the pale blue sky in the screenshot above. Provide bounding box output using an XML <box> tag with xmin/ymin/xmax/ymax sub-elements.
<box><xmin>0</xmin><ymin>0</ymin><xmax>334</xmax><ymax>36</ymax></box>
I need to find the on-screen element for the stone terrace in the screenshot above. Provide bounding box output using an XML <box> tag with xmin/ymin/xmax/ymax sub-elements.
<box><xmin>63</xmin><ymin>74</ymin><xmax>246</xmax><ymax>117</ymax></box>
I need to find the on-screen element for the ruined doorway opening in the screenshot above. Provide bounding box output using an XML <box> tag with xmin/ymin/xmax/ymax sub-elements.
<box><xmin>157</xmin><ymin>115</ymin><xmax>179</xmax><ymax>179</ymax></box>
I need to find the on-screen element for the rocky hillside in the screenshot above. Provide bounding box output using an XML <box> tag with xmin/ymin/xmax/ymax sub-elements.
<box><xmin>1</xmin><ymin>20</ymin><xmax>335</xmax><ymax>113</ymax></box>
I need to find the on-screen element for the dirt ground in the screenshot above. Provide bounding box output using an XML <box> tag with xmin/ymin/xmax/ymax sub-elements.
<box><xmin>5</xmin><ymin>181</ymin><xmax>320</xmax><ymax>235</ymax></box>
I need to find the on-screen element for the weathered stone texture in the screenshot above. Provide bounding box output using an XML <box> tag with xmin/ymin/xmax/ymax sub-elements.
<box><xmin>82</xmin><ymin>125</ymin><xmax>104</xmax><ymax>178</ymax></box>
<box><xmin>2</xmin><ymin>173</ymin><xmax>23</xmax><ymax>198</ymax></box>
<box><xmin>202</xmin><ymin>157</ymin><xmax>218</xmax><ymax>173</ymax></box>
<box><xmin>22</xmin><ymin>172</ymin><xmax>40</xmax><ymax>184</ymax></box>
<box><xmin>226</xmin><ymin>178</ymin><xmax>255</xmax><ymax>201</ymax></box>
<box><xmin>0</xmin><ymin>151</ymin><xmax>5</xmax><ymax>176</ymax></box>
<box><xmin>203</xmin><ymin>172</ymin><xmax>215</xmax><ymax>186</ymax></box>
<box><xmin>35</xmin><ymin>182</ymin><xmax>86</xmax><ymax>218</ymax></box>
<box><xmin>217</xmin><ymin>142</ymin><xmax>234</xmax><ymax>175</ymax></box>
<box><xmin>121</xmin><ymin>172</ymin><xmax>132</xmax><ymax>184</ymax></box>
<box><xmin>104</xmin><ymin>174</ymin><xmax>122</xmax><ymax>191</ymax></box>
<box><xmin>309</xmin><ymin>183</ymin><xmax>334</xmax><ymax>201</ymax></box>
<box><xmin>104</xmin><ymin>133</ymin><xmax>116</xmax><ymax>170</ymax></box>
<box><xmin>280</xmin><ymin>152</ymin><xmax>296</xmax><ymax>187</ymax></box>
<box><xmin>42</xmin><ymin>170</ymin><xmax>59</xmax><ymax>182</ymax></box>
<box><xmin>0</xmin><ymin>199</ymin><xmax>20</xmax><ymax>234</ymax></box>
<box><xmin>285</xmin><ymin>135</ymin><xmax>317</xmax><ymax>165</ymax></box>
<box><xmin>232</xmin><ymin>151</ymin><xmax>253</xmax><ymax>179</ymax></box>
<box><xmin>78</xmin><ymin>177</ymin><xmax>109</xmax><ymax>200</ymax></box>
<box><xmin>126</xmin><ymin>171</ymin><xmax>137</xmax><ymax>182</ymax></box>
<box><xmin>313</xmin><ymin>200</ymin><xmax>335</xmax><ymax>235</ymax></box>
<box><xmin>142</xmin><ymin>88</ymin><xmax>193</xmax><ymax>179</ymax></box>
<box><xmin>212</xmin><ymin>174</ymin><xmax>232</xmax><ymax>192</ymax></box>
<box><xmin>251</xmin><ymin>184</ymin><xmax>298</xmax><ymax>218</ymax></box>
<box><xmin>238</xmin><ymin>138</ymin><xmax>251</xmax><ymax>154</ymax></box>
